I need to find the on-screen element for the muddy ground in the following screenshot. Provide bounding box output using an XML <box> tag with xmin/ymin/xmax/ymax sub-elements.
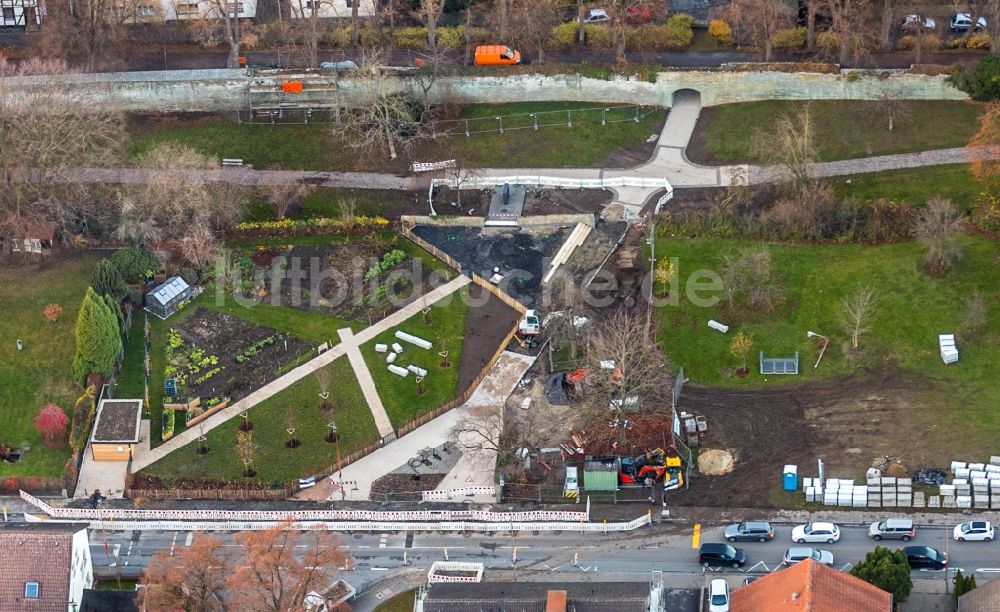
<box><xmin>458</xmin><ymin>283</ymin><xmax>522</xmax><ymax>391</ymax></box>
<box><xmin>665</xmin><ymin>369</ymin><xmax>937</xmax><ymax>508</ymax></box>
<box><xmin>411</xmin><ymin>225</ymin><xmax>570</xmax><ymax>309</ymax></box>
<box><xmin>431</xmin><ymin>187</ymin><xmax>614</xmax><ymax>218</ymax></box>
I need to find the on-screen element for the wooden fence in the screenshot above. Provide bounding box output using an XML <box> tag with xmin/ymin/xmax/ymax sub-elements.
<box><xmin>184</xmin><ymin>399</ymin><xmax>230</xmax><ymax>429</ymax></box>
<box><xmin>400</xmin><ymin>224</ymin><xmax>463</xmax><ymax>273</ymax></box>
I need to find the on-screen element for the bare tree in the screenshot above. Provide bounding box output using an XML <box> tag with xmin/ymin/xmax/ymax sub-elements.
<box><xmin>114</xmin><ymin>190</ymin><xmax>163</xmax><ymax>247</ymax></box>
<box><xmin>288</xmin><ymin>0</ymin><xmax>336</xmax><ymax>68</ymax></box>
<box><xmin>259</xmin><ymin>183</ymin><xmax>312</xmax><ymax>219</ymax></box>
<box><xmin>961</xmin><ymin>291</ymin><xmax>988</xmax><ymax>334</ymax></box>
<box><xmin>510</xmin><ymin>0</ymin><xmax>562</xmax><ymax>64</ymax></box>
<box><xmin>418</xmin><ymin>0</ymin><xmax>445</xmax><ymax>50</ymax></box>
<box><xmin>729</xmin><ymin>0</ymin><xmax>793</xmax><ymax>62</ymax></box>
<box><xmin>826</xmin><ymin>0</ymin><xmax>877</xmax><ymax>66</ymax></box>
<box><xmin>450</xmin><ymin>405</ymin><xmax>540</xmax><ymax>472</ymax></box>
<box><xmin>879</xmin><ymin>0</ymin><xmax>895</xmax><ymax>51</ymax></box>
<box><xmin>329</xmin><ymin>51</ymin><xmax>431</xmax><ymax>160</ymax></box>
<box><xmin>37</xmin><ymin>0</ymin><xmax>151</xmax><ymax>70</ymax></box>
<box><xmin>138</xmin><ymin>534</ymin><xmax>228</xmax><ymax>612</ymax></box>
<box><xmin>805</xmin><ymin>0</ymin><xmax>820</xmax><ymax>50</ymax></box>
<box><xmin>0</xmin><ymin>60</ymin><xmax>124</xmax><ymax>245</ymax></box>
<box><xmin>720</xmin><ymin>248</ymin><xmax>784</xmax><ymax>311</ymax></box>
<box><xmin>752</xmin><ymin>106</ymin><xmax>817</xmax><ymax>192</ymax></box>
<box><xmin>838</xmin><ymin>285</ymin><xmax>879</xmax><ymax>349</ymax></box>
<box><xmin>586</xmin><ymin>310</ymin><xmax>672</xmax><ymax>446</ymax></box>
<box><xmin>313</xmin><ymin>365</ymin><xmax>333</xmax><ymax>411</ymax></box>
<box><xmin>235</xmin><ymin>430</ymin><xmax>258</xmax><ymax>477</ymax></box>
<box><xmin>227</xmin><ymin>523</ymin><xmax>349</xmax><ymax>612</ymax></box>
<box><xmin>914</xmin><ymin>197</ymin><xmax>965</xmax><ymax>274</ymax></box>
<box><xmin>180</xmin><ymin>227</ymin><xmax>220</xmax><ymax>271</ymax></box>
<box><xmin>868</xmin><ymin>84</ymin><xmax>912</xmax><ymax>132</ymax></box>
<box><xmin>191</xmin><ymin>0</ymin><xmax>252</xmax><ymax>68</ymax></box>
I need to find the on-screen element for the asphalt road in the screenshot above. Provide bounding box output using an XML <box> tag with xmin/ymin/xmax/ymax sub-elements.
<box><xmin>84</xmin><ymin>521</ymin><xmax>1000</xmax><ymax>593</ymax></box>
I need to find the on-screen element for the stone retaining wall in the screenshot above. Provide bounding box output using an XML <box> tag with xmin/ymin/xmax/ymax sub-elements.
<box><xmin>0</xmin><ymin>67</ymin><xmax>968</xmax><ymax>113</ymax></box>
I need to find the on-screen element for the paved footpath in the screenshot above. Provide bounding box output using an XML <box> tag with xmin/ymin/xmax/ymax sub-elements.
<box><xmin>130</xmin><ymin>275</ymin><xmax>470</xmax><ymax>472</ymax></box>
<box><xmin>338</xmin><ymin>328</ymin><xmax>393</xmax><ymax>437</ymax></box>
<box><xmin>750</xmin><ymin>146</ymin><xmax>992</xmax><ymax>183</ymax></box>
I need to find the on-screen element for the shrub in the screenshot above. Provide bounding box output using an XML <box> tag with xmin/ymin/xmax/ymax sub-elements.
<box><xmin>43</xmin><ymin>303</ymin><xmax>63</xmax><ymax>322</ymax></box>
<box><xmin>630</xmin><ymin>15</ymin><xmax>693</xmax><ymax>50</ymax></box>
<box><xmin>967</xmin><ymin>32</ymin><xmax>991</xmax><ymax>49</ymax></box>
<box><xmin>162</xmin><ymin>409</ymin><xmax>176</xmax><ymax>441</ymax></box>
<box><xmin>708</xmin><ymin>19</ymin><xmax>732</xmax><ymax>45</ymax></box>
<box><xmin>584</xmin><ymin>24</ymin><xmax>612</xmax><ymax>48</ymax></box>
<box><xmin>437</xmin><ymin>26</ymin><xmax>463</xmax><ymax>48</ymax></box>
<box><xmin>72</xmin><ymin>288</ymin><xmax>122</xmax><ymax>385</ymax></box>
<box><xmin>972</xmin><ymin>192</ymin><xmax>1000</xmax><ymax>232</ymax></box>
<box><xmin>772</xmin><ymin>27</ymin><xmax>807</xmax><ymax>50</ymax></box>
<box><xmin>394</xmin><ymin>27</ymin><xmax>427</xmax><ymax>49</ymax></box>
<box><xmin>550</xmin><ymin>22</ymin><xmax>579</xmax><ymax>49</ymax></box>
<box><xmin>110</xmin><ymin>246</ymin><xmax>160</xmax><ymax>284</ymax></box>
<box><xmin>35</xmin><ymin>403</ymin><xmax>69</xmax><ymax>448</ymax></box>
<box><xmin>897</xmin><ymin>35</ymin><xmax>917</xmax><ymax>50</ymax></box>
<box><xmin>228</xmin><ymin>215</ymin><xmax>390</xmax><ymax>239</ymax></box>
<box><xmin>91</xmin><ymin>259</ymin><xmax>128</xmax><ymax>301</ymax></box>
<box><xmin>951</xmin><ymin>54</ymin><xmax>1000</xmax><ymax>101</ymax></box>
<box><xmin>662</xmin><ymin>14</ymin><xmax>694</xmax><ymax>48</ymax></box>
<box><xmin>815</xmin><ymin>31</ymin><xmax>838</xmax><ymax>54</ymax></box>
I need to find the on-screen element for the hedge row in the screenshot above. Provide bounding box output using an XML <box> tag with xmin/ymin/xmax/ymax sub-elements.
<box><xmin>227</xmin><ymin>215</ymin><xmax>390</xmax><ymax>239</ymax></box>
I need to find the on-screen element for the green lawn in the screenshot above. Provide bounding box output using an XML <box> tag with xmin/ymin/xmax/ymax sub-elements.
<box><xmin>127</xmin><ymin>102</ymin><xmax>665</xmax><ymax>172</ymax></box>
<box><xmin>695</xmin><ymin>100</ymin><xmax>984</xmax><ymax>163</ymax></box>
<box><xmin>363</xmin><ymin>287</ymin><xmax>469</xmax><ymax>428</ymax></box>
<box><xmin>0</xmin><ymin>256</ymin><xmax>99</xmax><ymax>477</ymax></box>
<box><xmin>246</xmin><ymin>188</ymin><xmax>427</xmax><ymax>222</ymax></box>
<box><xmin>141</xmin><ymin>355</ymin><xmax>379</xmax><ymax>483</ymax></box>
<box><xmin>376</xmin><ymin>590</ymin><xmax>416</xmax><ymax>611</ymax></box>
<box><xmin>656</xmin><ymin>234</ymin><xmax>999</xmax><ymax>388</ymax></box>
<box><xmin>829</xmin><ymin>164</ymin><xmax>981</xmax><ymax>213</ymax></box>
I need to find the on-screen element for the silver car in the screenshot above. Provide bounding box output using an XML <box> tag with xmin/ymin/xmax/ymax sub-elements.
<box><xmin>783</xmin><ymin>546</ymin><xmax>834</xmax><ymax>566</ymax></box>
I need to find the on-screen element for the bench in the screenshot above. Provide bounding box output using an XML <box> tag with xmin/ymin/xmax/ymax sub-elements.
<box><xmin>222</xmin><ymin>158</ymin><xmax>244</xmax><ymax>168</ymax></box>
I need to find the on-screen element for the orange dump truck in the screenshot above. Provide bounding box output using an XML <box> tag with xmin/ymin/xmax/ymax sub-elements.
<box><xmin>474</xmin><ymin>45</ymin><xmax>522</xmax><ymax>66</ymax></box>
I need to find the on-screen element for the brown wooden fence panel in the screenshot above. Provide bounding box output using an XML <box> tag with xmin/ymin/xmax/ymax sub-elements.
<box><xmin>470</xmin><ymin>273</ymin><xmax>527</xmax><ymax>315</ymax></box>
<box><xmin>400</xmin><ymin>226</ymin><xmax>463</xmax><ymax>273</ymax></box>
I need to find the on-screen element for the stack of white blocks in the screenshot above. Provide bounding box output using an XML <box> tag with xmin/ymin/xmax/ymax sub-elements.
<box><xmin>946</xmin><ymin>459</ymin><xmax>1000</xmax><ymax>509</ymax></box>
<box><xmin>817</xmin><ymin>479</ymin><xmax>867</xmax><ymax>507</ymax></box>
<box><xmin>939</xmin><ymin>333</ymin><xmax>959</xmax><ymax>364</ymax></box>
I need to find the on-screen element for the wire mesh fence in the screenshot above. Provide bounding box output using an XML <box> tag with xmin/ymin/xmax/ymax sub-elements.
<box><xmin>432</xmin><ymin>104</ymin><xmax>659</xmax><ymax>138</ymax></box>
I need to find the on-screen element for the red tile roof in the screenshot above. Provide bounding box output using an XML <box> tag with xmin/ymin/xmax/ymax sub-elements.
<box><xmin>959</xmin><ymin>576</ymin><xmax>1000</xmax><ymax>611</ymax></box>
<box><xmin>732</xmin><ymin>558</ymin><xmax>892</xmax><ymax>612</ymax></box>
<box><xmin>0</xmin><ymin>523</ymin><xmax>82</xmax><ymax>612</ymax></box>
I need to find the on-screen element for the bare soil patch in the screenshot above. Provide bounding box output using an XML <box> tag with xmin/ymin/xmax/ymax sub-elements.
<box><xmin>431</xmin><ymin>187</ymin><xmax>613</xmax><ymax>218</ymax></box>
<box><xmin>684</xmin><ymin>105</ymin><xmax>722</xmax><ymax>166</ymax></box>
<box><xmin>458</xmin><ymin>283</ymin><xmax>522</xmax><ymax>392</ymax></box>
<box><xmin>668</xmin><ymin>369</ymin><xmax>934</xmax><ymax>508</ymax></box>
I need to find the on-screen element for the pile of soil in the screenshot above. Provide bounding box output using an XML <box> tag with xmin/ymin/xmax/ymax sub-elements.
<box><xmin>698</xmin><ymin>449</ymin><xmax>736</xmax><ymax>476</ymax></box>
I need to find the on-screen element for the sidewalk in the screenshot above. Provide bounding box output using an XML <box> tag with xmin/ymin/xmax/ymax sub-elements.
<box><xmin>298</xmin><ymin>350</ymin><xmax>535</xmax><ymax>502</ymax></box>
<box><xmin>660</xmin><ymin>505</ymin><xmax>987</xmax><ymax>528</ymax></box>
<box><xmin>338</xmin><ymin>328</ymin><xmax>393</xmax><ymax>437</ymax></box>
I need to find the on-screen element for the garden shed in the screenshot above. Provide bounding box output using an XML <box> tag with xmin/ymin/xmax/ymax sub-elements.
<box><xmin>145</xmin><ymin>276</ymin><xmax>192</xmax><ymax>319</ymax></box>
<box><xmin>90</xmin><ymin>399</ymin><xmax>143</xmax><ymax>462</ymax></box>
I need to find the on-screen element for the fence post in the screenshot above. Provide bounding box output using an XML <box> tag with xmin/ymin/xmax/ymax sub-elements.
<box><xmin>602</xmin><ymin>108</ymin><xmax>607</xmax><ymax>126</ymax></box>
<box><xmin>567</xmin><ymin>110</ymin><xmax>572</xmax><ymax>128</ymax></box>
<box><xmin>634</xmin><ymin>106</ymin><xmax>640</xmax><ymax>123</ymax></box>
<box><xmin>497</xmin><ymin>116</ymin><xmax>503</xmax><ymax>134</ymax></box>
<box><xmin>465</xmin><ymin>119</ymin><xmax>470</xmax><ymax>137</ymax></box>
<box><xmin>532</xmin><ymin>113</ymin><xmax>537</xmax><ymax>131</ymax></box>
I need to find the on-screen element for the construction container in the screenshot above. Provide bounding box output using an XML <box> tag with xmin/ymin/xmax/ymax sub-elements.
<box><xmin>783</xmin><ymin>465</ymin><xmax>798</xmax><ymax>491</ymax></box>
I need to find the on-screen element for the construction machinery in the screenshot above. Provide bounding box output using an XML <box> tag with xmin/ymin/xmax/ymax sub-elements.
<box><xmin>618</xmin><ymin>447</ymin><xmax>684</xmax><ymax>490</ymax></box>
<box><xmin>518</xmin><ymin>310</ymin><xmax>542</xmax><ymax>338</ymax></box>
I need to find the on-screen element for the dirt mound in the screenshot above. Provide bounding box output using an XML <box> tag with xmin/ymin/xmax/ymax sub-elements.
<box><xmin>699</xmin><ymin>449</ymin><xmax>736</xmax><ymax>475</ymax></box>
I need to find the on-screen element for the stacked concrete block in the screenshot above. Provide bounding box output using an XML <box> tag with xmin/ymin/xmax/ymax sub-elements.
<box><xmin>897</xmin><ymin>477</ymin><xmax>912</xmax><ymax>507</ymax></box>
<box><xmin>913</xmin><ymin>491</ymin><xmax>925</xmax><ymax>508</ymax></box>
<box><xmin>927</xmin><ymin>495</ymin><xmax>941</xmax><ymax>508</ymax></box>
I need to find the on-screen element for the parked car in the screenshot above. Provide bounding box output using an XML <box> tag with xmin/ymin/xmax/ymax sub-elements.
<box><xmin>709</xmin><ymin>578</ymin><xmax>730</xmax><ymax>612</ymax></box>
<box><xmin>951</xmin><ymin>13</ymin><xmax>987</xmax><ymax>31</ymax></box>
<box><xmin>724</xmin><ymin>521</ymin><xmax>775</xmax><ymax>543</ymax></box>
<box><xmin>868</xmin><ymin>518</ymin><xmax>915</xmax><ymax>541</ymax></box>
<box><xmin>903</xmin><ymin>14</ymin><xmax>936</xmax><ymax>29</ymax></box>
<box><xmin>783</xmin><ymin>547</ymin><xmax>834</xmax><ymax>566</ymax></box>
<box><xmin>791</xmin><ymin>522</ymin><xmax>841</xmax><ymax>544</ymax></box>
<box><xmin>742</xmin><ymin>576</ymin><xmax>759</xmax><ymax>586</ymax></box>
<box><xmin>698</xmin><ymin>543</ymin><xmax>747</xmax><ymax>568</ymax></box>
<box><xmin>473</xmin><ymin>45</ymin><xmax>521</xmax><ymax>66</ymax></box>
<box><xmin>953</xmin><ymin>520</ymin><xmax>994</xmax><ymax>542</ymax></box>
<box><xmin>902</xmin><ymin>545</ymin><xmax>948</xmax><ymax>570</ymax></box>
<box><xmin>579</xmin><ymin>8</ymin><xmax>609</xmax><ymax>23</ymax></box>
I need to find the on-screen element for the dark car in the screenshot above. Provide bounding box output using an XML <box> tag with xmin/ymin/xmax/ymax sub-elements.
<box><xmin>902</xmin><ymin>546</ymin><xmax>948</xmax><ymax>570</ymax></box>
<box><xmin>699</xmin><ymin>543</ymin><xmax>748</xmax><ymax>568</ymax></box>
<box><xmin>724</xmin><ymin>521</ymin><xmax>775</xmax><ymax>543</ymax></box>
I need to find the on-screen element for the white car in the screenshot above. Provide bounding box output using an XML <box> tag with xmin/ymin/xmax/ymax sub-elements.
<box><xmin>953</xmin><ymin>520</ymin><xmax>994</xmax><ymax>542</ymax></box>
<box><xmin>791</xmin><ymin>522</ymin><xmax>841</xmax><ymax>544</ymax></box>
<box><xmin>784</xmin><ymin>547</ymin><xmax>834</xmax><ymax>566</ymax></box>
<box><xmin>579</xmin><ymin>8</ymin><xmax>609</xmax><ymax>23</ymax></box>
<box><xmin>951</xmin><ymin>13</ymin><xmax>987</xmax><ymax>31</ymax></box>
<box><xmin>903</xmin><ymin>14</ymin><xmax>936</xmax><ymax>29</ymax></box>
<box><xmin>709</xmin><ymin>578</ymin><xmax>730</xmax><ymax>612</ymax></box>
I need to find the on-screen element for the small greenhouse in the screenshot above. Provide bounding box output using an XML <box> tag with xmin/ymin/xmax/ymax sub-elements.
<box><xmin>145</xmin><ymin>276</ymin><xmax>192</xmax><ymax>319</ymax></box>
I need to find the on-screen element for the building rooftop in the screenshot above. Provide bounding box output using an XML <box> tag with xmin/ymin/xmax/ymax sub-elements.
<box><xmin>959</xmin><ymin>576</ymin><xmax>1000</xmax><ymax>611</ymax></box>
<box><xmin>147</xmin><ymin>276</ymin><xmax>190</xmax><ymax>306</ymax></box>
<box><xmin>91</xmin><ymin>399</ymin><xmax>143</xmax><ymax>444</ymax></box>
<box><xmin>422</xmin><ymin>581</ymin><xmax>650</xmax><ymax>612</ymax></box>
<box><xmin>732</xmin><ymin>558</ymin><xmax>892</xmax><ymax>611</ymax></box>
<box><xmin>0</xmin><ymin>523</ymin><xmax>88</xmax><ymax>611</ymax></box>
<box><xmin>81</xmin><ymin>588</ymin><xmax>139</xmax><ymax>612</ymax></box>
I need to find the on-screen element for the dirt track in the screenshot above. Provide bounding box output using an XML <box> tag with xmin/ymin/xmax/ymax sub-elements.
<box><xmin>669</xmin><ymin>369</ymin><xmax>935</xmax><ymax>508</ymax></box>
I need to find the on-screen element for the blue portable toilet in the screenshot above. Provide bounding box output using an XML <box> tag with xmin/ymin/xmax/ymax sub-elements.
<box><xmin>783</xmin><ymin>465</ymin><xmax>798</xmax><ymax>491</ymax></box>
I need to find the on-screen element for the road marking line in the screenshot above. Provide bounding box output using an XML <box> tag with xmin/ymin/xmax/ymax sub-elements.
<box><xmin>185</xmin><ymin>532</ymin><xmax>193</xmax><ymax>547</ymax></box>
<box><xmin>691</xmin><ymin>524</ymin><xmax>701</xmax><ymax>549</ymax></box>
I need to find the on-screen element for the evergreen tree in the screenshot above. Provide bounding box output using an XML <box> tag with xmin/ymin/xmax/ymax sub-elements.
<box><xmin>71</xmin><ymin>287</ymin><xmax>122</xmax><ymax>384</ymax></box>
<box><xmin>850</xmin><ymin>546</ymin><xmax>912</xmax><ymax>604</ymax></box>
<box><xmin>92</xmin><ymin>259</ymin><xmax>127</xmax><ymax>301</ymax></box>
<box><xmin>102</xmin><ymin>294</ymin><xmax>125</xmax><ymax>334</ymax></box>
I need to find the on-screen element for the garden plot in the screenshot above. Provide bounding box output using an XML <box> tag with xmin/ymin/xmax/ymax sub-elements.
<box><xmin>166</xmin><ymin>308</ymin><xmax>312</xmax><ymax>418</ymax></box>
<box><xmin>231</xmin><ymin>234</ymin><xmax>448</xmax><ymax>324</ymax></box>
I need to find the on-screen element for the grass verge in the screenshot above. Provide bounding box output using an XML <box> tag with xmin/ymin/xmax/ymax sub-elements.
<box><xmin>0</xmin><ymin>255</ymin><xmax>99</xmax><ymax>477</ymax></box>
<box><xmin>127</xmin><ymin>102</ymin><xmax>665</xmax><ymax>172</ymax></box>
<box><xmin>362</xmin><ymin>287</ymin><xmax>469</xmax><ymax>428</ymax></box>
<box><xmin>694</xmin><ymin>100</ymin><xmax>983</xmax><ymax>163</ymax></box>
<box><xmin>828</xmin><ymin>164</ymin><xmax>981</xmax><ymax>212</ymax></box>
